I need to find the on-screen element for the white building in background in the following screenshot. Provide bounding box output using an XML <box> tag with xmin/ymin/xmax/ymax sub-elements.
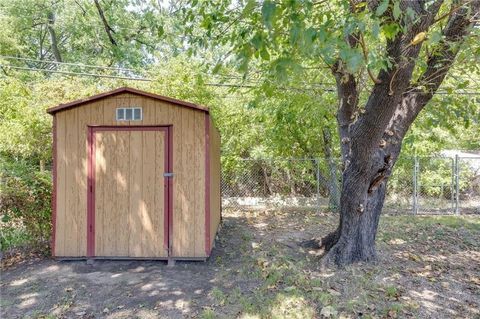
<box><xmin>439</xmin><ymin>150</ymin><xmax>480</xmax><ymax>171</ymax></box>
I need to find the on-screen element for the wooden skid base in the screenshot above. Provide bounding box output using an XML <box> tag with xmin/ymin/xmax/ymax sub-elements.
<box><xmin>55</xmin><ymin>256</ymin><xmax>208</xmax><ymax>262</ymax></box>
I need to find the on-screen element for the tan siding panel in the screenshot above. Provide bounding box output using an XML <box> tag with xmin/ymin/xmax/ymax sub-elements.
<box><xmin>55</xmin><ymin>112</ymin><xmax>66</xmax><ymax>256</ymax></box>
<box><xmin>103</xmin><ymin>132</ymin><xmax>118</xmax><ymax>254</ymax></box>
<box><xmin>139</xmin><ymin>97</ymin><xmax>156</xmax><ymax>125</ymax></box>
<box><xmin>129</xmin><ymin>131</ymin><xmax>143</xmax><ymax>256</ymax></box>
<box><xmin>64</xmin><ymin>108</ymin><xmax>79</xmax><ymax>256</ymax></box>
<box><xmin>194</xmin><ymin>113</ymin><xmax>206</xmax><ymax>257</ymax></box>
<box><xmin>76</xmin><ymin>102</ymin><xmax>91</xmax><ymax>256</ymax></box>
<box><xmin>155</xmin><ymin>131</ymin><xmax>166</xmax><ymax>256</ymax></box>
<box><xmin>142</xmin><ymin>131</ymin><xmax>156</xmax><ymax>256</ymax></box>
<box><xmin>91</xmin><ymin>102</ymin><xmax>104</xmax><ymax>255</ymax></box>
<box><xmin>183</xmin><ymin>109</ymin><xmax>195</xmax><ymax>257</ymax></box>
<box><xmin>116</xmin><ymin>131</ymin><xmax>130</xmax><ymax>256</ymax></box>
<box><xmin>155</xmin><ymin>101</ymin><xmax>171</xmax><ymax>125</ymax></box>
<box><xmin>94</xmin><ymin>132</ymin><xmax>105</xmax><ymax>255</ymax></box>
<box><xmin>172</xmin><ymin>104</ymin><xmax>184</xmax><ymax>256</ymax></box>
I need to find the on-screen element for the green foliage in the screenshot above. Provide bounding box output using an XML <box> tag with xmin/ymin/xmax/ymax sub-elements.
<box><xmin>0</xmin><ymin>159</ymin><xmax>52</xmax><ymax>251</ymax></box>
<box><xmin>0</xmin><ymin>79</ymin><xmax>51</xmax><ymax>161</ymax></box>
<box><xmin>0</xmin><ymin>0</ymin><xmax>167</xmax><ymax>68</ymax></box>
<box><xmin>0</xmin><ymin>0</ymin><xmax>479</xmax><ymax>252</ymax></box>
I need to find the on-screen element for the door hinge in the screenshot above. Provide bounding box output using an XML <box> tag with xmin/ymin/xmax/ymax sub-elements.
<box><xmin>163</xmin><ymin>172</ymin><xmax>174</xmax><ymax>177</ymax></box>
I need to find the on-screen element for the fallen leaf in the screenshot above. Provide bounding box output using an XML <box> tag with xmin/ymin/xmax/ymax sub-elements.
<box><xmin>320</xmin><ymin>305</ymin><xmax>337</xmax><ymax>317</ymax></box>
<box><xmin>328</xmin><ymin>288</ymin><xmax>341</xmax><ymax>296</ymax></box>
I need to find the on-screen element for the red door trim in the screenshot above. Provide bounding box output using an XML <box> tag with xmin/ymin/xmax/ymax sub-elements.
<box><xmin>51</xmin><ymin>116</ymin><xmax>57</xmax><ymax>257</ymax></box>
<box><xmin>167</xmin><ymin>126</ymin><xmax>173</xmax><ymax>255</ymax></box>
<box><xmin>87</xmin><ymin>125</ymin><xmax>172</xmax><ymax>258</ymax></box>
<box><xmin>87</xmin><ymin>127</ymin><xmax>95</xmax><ymax>257</ymax></box>
<box><xmin>205</xmin><ymin>114</ymin><xmax>211</xmax><ymax>255</ymax></box>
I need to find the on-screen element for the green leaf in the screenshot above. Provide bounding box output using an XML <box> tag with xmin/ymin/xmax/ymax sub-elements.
<box><xmin>243</xmin><ymin>0</ymin><xmax>256</xmax><ymax>15</ymax></box>
<box><xmin>382</xmin><ymin>23</ymin><xmax>400</xmax><ymax>39</ymax></box>
<box><xmin>372</xmin><ymin>21</ymin><xmax>380</xmax><ymax>38</ymax></box>
<box><xmin>428</xmin><ymin>31</ymin><xmax>442</xmax><ymax>44</ymax></box>
<box><xmin>157</xmin><ymin>25</ymin><xmax>164</xmax><ymax>37</ymax></box>
<box><xmin>376</xmin><ymin>0</ymin><xmax>389</xmax><ymax>16</ymax></box>
<box><xmin>346</xmin><ymin>51</ymin><xmax>363</xmax><ymax>73</ymax></box>
<box><xmin>260</xmin><ymin>48</ymin><xmax>270</xmax><ymax>60</ymax></box>
<box><xmin>2</xmin><ymin>213</ymin><xmax>11</xmax><ymax>223</ymax></box>
<box><xmin>251</xmin><ymin>33</ymin><xmax>263</xmax><ymax>50</ymax></box>
<box><xmin>393</xmin><ymin>1</ymin><xmax>401</xmax><ymax>20</ymax></box>
<box><xmin>212</xmin><ymin>62</ymin><xmax>222</xmax><ymax>74</ymax></box>
<box><xmin>261</xmin><ymin>0</ymin><xmax>277</xmax><ymax>30</ymax></box>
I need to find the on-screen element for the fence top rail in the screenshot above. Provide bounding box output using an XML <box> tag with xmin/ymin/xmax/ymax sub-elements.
<box><xmin>228</xmin><ymin>155</ymin><xmax>480</xmax><ymax>161</ymax></box>
<box><xmin>235</xmin><ymin>158</ymin><xmax>324</xmax><ymax>161</ymax></box>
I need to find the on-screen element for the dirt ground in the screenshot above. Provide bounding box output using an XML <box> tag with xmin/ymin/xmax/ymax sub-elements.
<box><xmin>1</xmin><ymin>210</ymin><xmax>479</xmax><ymax>319</ymax></box>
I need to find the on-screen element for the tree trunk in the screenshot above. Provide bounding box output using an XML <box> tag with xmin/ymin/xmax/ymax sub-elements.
<box><xmin>47</xmin><ymin>12</ymin><xmax>62</xmax><ymax>62</ymax></box>
<box><xmin>324</xmin><ymin>174</ymin><xmax>388</xmax><ymax>265</ymax></box>
<box><xmin>320</xmin><ymin>147</ymin><xmax>398</xmax><ymax>266</ymax></box>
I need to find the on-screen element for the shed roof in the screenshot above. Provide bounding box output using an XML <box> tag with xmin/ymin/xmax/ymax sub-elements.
<box><xmin>46</xmin><ymin>87</ymin><xmax>209</xmax><ymax>115</ymax></box>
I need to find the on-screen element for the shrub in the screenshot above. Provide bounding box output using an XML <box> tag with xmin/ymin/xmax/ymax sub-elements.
<box><xmin>0</xmin><ymin>159</ymin><xmax>52</xmax><ymax>253</ymax></box>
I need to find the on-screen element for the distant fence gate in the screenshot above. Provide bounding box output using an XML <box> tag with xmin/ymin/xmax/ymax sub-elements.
<box><xmin>221</xmin><ymin>156</ymin><xmax>480</xmax><ymax>215</ymax></box>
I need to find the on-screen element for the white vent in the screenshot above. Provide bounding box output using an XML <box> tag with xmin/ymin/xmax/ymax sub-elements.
<box><xmin>116</xmin><ymin>107</ymin><xmax>142</xmax><ymax>121</ymax></box>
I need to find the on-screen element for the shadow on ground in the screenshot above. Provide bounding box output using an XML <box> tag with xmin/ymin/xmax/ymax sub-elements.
<box><xmin>1</xmin><ymin>211</ymin><xmax>479</xmax><ymax>318</ymax></box>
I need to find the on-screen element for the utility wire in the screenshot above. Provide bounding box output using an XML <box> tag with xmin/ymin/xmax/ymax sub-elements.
<box><xmin>0</xmin><ymin>64</ymin><xmax>150</xmax><ymax>81</ymax></box>
<box><xmin>0</xmin><ymin>55</ymin><xmax>139</xmax><ymax>72</ymax></box>
<box><xmin>1</xmin><ymin>63</ymin><xmax>479</xmax><ymax>95</ymax></box>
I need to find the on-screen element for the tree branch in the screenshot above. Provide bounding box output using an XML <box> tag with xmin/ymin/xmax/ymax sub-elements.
<box><xmin>358</xmin><ymin>33</ymin><xmax>381</xmax><ymax>84</ymax></box>
<box><xmin>349</xmin><ymin>0</ymin><xmax>444</xmax><ymax>159</ymax></box>
<box><xmin>94</xmin><ymin>0</ymin><xmax>117</xmax><ymax>46</ymax></box>
<box><xmin>333</xmin><ymin>62</ymin><xmax>359</xmax><ymax>162</ymax></box>
<box><xmin>386</xmin><ymin>0</ymin><xmax>480</xmax><ymax>147</ymax></box>
<box><xmin>47</xmin><ymin>12</ymin><xmax>62</xmax><ymax>62</ymax></box>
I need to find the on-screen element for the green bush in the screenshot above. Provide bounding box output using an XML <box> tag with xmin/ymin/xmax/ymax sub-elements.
<box><xmin>0</xmin><ymin>159</ymin><xmax>52</xmax><ymax>252</ymax></box>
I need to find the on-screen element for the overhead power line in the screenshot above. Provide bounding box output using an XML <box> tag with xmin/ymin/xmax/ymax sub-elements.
<box><xmin>1</xmin><ymin>63</ymin><xmax>479</xmax><ymax>96</ymax></box>
<box><xmin>0</xmin><ymin>55</ymin><xmax>139</xmax><ymax>72</ymax></box>
<box><xmin>0</xmin><ymin>64</ymin><xmax>150</xmax><ymax>81</ymax></box>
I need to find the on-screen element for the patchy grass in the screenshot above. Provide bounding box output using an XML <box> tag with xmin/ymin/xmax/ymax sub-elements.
<box><xmin>0</xmin><ymin>223</ymin><xmax>32</xmax><ymax>251</ymax></box>
<box><xmin>1</xmin><ymin>210</ymin><xmax>479</xmax><ymax>318</ymax></box>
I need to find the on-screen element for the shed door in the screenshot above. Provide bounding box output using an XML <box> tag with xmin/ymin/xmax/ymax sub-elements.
<box><xmin>89</xmin><ymin>127</ymin><xmax>169</xmax><ymax>257</ymax></box>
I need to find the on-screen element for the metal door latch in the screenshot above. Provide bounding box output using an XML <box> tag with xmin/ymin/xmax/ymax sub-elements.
<box><xmin>163</xmin><ymin>172</ymin><xmax>174</xmax><ymax>177</ymax></box>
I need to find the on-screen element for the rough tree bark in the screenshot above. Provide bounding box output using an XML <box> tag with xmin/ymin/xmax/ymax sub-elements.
<box><xmin>47</xmin><ymin>12</ymin><xmax>62</xmax><ymax>62</ymax></box>
<box><xmin>314</xmin><ymin>0</ymin><xmax>480</xmax><ymax>266</ymax></box>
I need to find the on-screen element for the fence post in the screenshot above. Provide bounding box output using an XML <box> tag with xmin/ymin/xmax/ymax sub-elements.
<box><xmin>316</xmin><ymin>158</ymin><xmax>321</xmax><ymax>213</ymax></box>
<box><xmin>413</xmin><ymin>156</ymin><xmax>419</xmax><ymax>215</ymax></box>
<box><xmin>451</xmin><ymin>157</ymin><xmax>455</xmax><ymax>213</ymax></box>
<box><xmin>455</xmin><ymin>155</ymin><xmax>460</xmax><ymax>215</ymax></box>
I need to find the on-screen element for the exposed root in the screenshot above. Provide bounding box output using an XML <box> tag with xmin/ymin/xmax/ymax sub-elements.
<box><xmin>300</xmin><ymin>229</ymin><xmax>339</xmax><ymax>252</ymax></box>
<box><xmin>302</xmin><ymin>229</ymin><xmax>379</xmax><ymax>268</ymax></box>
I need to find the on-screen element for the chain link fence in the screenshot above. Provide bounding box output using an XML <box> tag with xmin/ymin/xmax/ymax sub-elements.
<box><xmin>221</xmin><ymin>156</ymin><xmax>480</xmax><ymax>215</ymax></box>
<box><xmin>457</xmin><ymin>157</ymin><xmax>480</xmax><ymax>214</ymax></box>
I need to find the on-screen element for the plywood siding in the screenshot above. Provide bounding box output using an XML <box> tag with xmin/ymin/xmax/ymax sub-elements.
<box><xmin>54</xmin><ymin>93</ymin><xmax>209</xmax><ymax>258</ymax></box>
<box><xmin>209</xmin><ymin>118</ymin><xmax>222</xmax><ymax>250</ymax></box>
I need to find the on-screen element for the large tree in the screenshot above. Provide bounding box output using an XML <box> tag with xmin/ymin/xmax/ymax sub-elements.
<box><xmin>185</xmin><ymin>0</ymin><xmax>480</xmax><ymax>266</ymax></box>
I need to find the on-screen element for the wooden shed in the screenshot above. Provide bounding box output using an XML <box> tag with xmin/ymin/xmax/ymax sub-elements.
<box><xmin>47</xmin><ymin>87</ymin><xmax>221</xmax><ymax>261</ymax></box>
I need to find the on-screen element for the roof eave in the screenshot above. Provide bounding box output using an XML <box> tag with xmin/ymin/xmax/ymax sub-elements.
<box><xmin>46</xmin><ymin>87</ymin><xmax>209</xmax><ymax>115</ymax></box>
